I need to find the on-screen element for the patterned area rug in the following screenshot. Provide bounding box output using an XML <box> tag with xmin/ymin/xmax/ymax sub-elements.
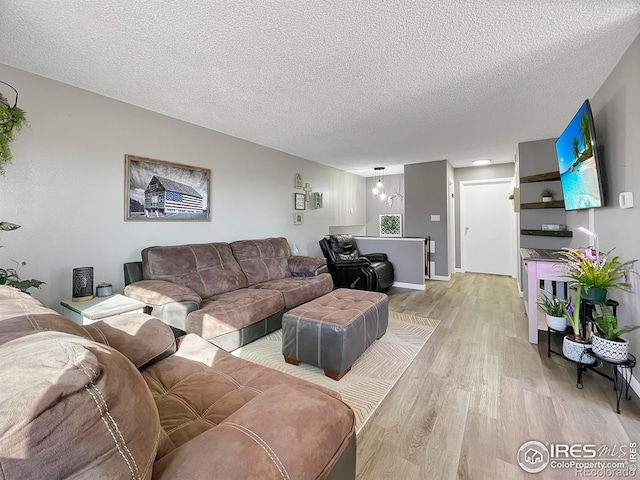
<box><xmin>232</xmin><ymin>311</ymin><xmax>439</xmax><ymax>436</ymax></box>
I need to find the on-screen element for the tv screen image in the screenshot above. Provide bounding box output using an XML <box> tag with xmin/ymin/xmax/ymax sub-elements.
<box><xmin>554</xmin><ymin>99</ymin><xmax>604</xmax><ymax>210</ymax></box>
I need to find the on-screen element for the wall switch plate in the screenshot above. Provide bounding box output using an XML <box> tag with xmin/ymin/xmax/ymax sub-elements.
<box><xmin>431</xmin><ymin>214</ymin><xmax>441</xmax><ymax>221</ymax></box>
<box><xmin>619</xmin><ymin>192</ymin><xmax>633</xmax><ymax>209</ymax></box>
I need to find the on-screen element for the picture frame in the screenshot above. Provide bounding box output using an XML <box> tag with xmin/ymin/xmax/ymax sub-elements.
<box><xmin>294</xmin><ymin>212</ymin><xmax>304</xmax><ymax>225</ymax></box>
<box><xmin>124</xmin><ymin>154</ymin><xmax>210</xmax><ymax>221</ymax></box>
<box><xmin>294</xmin><ymin>173</ymin><xmax>303</xmax><ymax>189</ymax></box>
<box><xmin>294</xmin><ymin>192</ymin><xmax>306</xmax><ymax>210</ymax></box>
<box><xmin>379</xmin><ymin>214</ymin><xmax>402</xmax><ymax>237</ymax></box>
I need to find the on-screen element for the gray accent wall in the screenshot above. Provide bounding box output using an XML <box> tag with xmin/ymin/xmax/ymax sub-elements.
<box><xmin>404</xmin><ymin>161</ymin><xmax>449</xmax><ymax>277</ymax></box>
<box><xmin>572</xmin><ymin>33</ymin><xmax>640</xmax><ymax>362</ymax></box>
<box><xmin>454</xmin><ymin>163</ymin><xmax>515</xmax><ymax>269</ymax></box>
<box><xmin>0</xmin><ymin>63</ymin><xmax>366</xmax><ymax>310</ymax></box>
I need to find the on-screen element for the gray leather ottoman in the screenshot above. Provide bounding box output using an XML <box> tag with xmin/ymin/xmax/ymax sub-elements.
<box><xmin>282</xmin><ymin>288</ymin><xmax>388</xmax><ymax>380</ymax></box>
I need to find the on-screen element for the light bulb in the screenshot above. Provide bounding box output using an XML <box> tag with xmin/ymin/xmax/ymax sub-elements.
<box><xmin>376</xmin><ymin>181</ymin><xmax>384</xmax><ymax>189</ymax></box>
<box><xmin>379</xmin><ymin>192</ymin><xmax>387</xmax><ymax>200</ymax></box>
<box><xmin>372</xmin><ymin>187</ymin><xmax>380</xmax><ymax>195</ymax></box>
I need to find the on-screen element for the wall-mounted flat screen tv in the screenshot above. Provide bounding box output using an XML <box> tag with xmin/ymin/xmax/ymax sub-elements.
<box><xmin>554</xmin><ymin>99</ymin><xmax>605</xmax><ymax>210</ymax></box>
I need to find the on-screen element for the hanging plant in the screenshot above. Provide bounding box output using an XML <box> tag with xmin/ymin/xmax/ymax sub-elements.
<box><xmin>0</xmin><ymin>81</ymin><xmax>28</xmax><ymax>175</ymax></box>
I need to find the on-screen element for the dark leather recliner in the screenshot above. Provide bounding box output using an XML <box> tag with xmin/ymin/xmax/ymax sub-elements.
<box><xmin>319</xmin><ymin>234</ymin><xmax>394</xmax><ymax>292</ymax></box>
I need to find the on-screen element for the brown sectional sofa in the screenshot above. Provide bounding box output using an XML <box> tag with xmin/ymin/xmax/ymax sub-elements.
<box><xmin>124</xmin><ymin>237</ymin><xmax>333</xmax><ymax>350</ymax></box>
<box><xmin>0</xmin><ymin>285</ymin><xmax>356</xmax><ymax>479</ymax></box>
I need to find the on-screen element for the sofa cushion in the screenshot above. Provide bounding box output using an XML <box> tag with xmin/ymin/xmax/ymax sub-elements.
<box><xmin>0</xmin><ymin>286</ymin><xmax>92</xmax><ymax>346</ymax></box>
<box><xmin>249</xmin><ymin>273</ymin><xmax>334</xmax><ymax>308</ymax></box>
<box><xmin>142</xmin><ymin>334</ymin><xmax>343</xmax><ymax>453</ymax></box>
<box><xmin>0</xmin><ymin>330</ymin><xmax>160</xmax><ymax>480</ymax></box>
<box><xmin>124</xmin><ymin>279</ymin><xmax>202</xmax><ymax>306</ymax></box>
<box><xmin>230</xmin><ymin>237</ymin><xmax>292</xmax><ymax>286</ymax></box>
<box><xmin>185</xmin><ymin>288</ymin><xmax>285</xmax><ymax>340</ymax></box>
<box><xmin>142</xmin><ymin>243</ymin><xmax>248</xmax><ymax>298</ymax></box>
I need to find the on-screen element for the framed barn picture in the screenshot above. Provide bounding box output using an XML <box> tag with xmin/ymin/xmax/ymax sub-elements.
<box><xmin>124</xmin><ymin>154</ymin><xmax>211</xmax><ymax>221</ymax></box>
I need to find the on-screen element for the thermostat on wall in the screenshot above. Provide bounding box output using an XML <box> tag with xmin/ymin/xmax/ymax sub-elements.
<box><xmin>619</xmin><ymin>192</ymin><xmax>634</xmax><ymax>209</ymax></box>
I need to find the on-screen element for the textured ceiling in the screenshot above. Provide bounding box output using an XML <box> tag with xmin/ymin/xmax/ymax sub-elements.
<box><xmin>1</xmin><ymin>1</ymin><xmax>639</xmax><ymax>176</ymax></box>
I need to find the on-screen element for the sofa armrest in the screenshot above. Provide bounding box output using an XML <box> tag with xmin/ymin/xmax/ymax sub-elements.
<box><xmin>124</xmin><ymin>280</ymin><xmax>202</xmax><ymax>306</ymax></box>
<box><xmin>334</xmin><ymin>257</ymin><xmax>371</xmax><ymax>268</ymax></box>
<box><xmin>288</xmin><ymin>256</ymin><xmax>328</xmax><ymax>277</ymax></box>
<box><xmin>362</xmin><ymin>252</ymin><xmax>388</xmax><ymax>262</ymax></box>
<box><xmin>84</xmin><ymin>313</ymin><xmax>176</xmax><ymax>369</ymax></box>
<box><xmin>153</xmin><ymin>383</ymin><xmax>355</xmax><ymax>480</ymax></box>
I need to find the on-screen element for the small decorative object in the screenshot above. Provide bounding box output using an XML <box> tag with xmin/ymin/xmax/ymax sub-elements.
<box><xmin>0</xmin><ymin>81</ymin><xmax>28</xmax><ymax>175</ymax></box>
<box><xmin>290</xmin><ymin>243</ymin><xmax>299</xmax><ymax>256</ymax></box>
<box><xmin>303</xmin><ymin>183</ymin><xmax>313</xmax><ymax>202</ymax></box>
<box><xmin>310</xmin><ymin>192</ymin><xmax>323</xmax><ymax>209</ymax></box>
<box><xmin>541</xmin><ymin>189</ymin><xmax>554</xmax><ymax>202</ymax></box>
<box><xmin>293</xmin><ymin>212</ymin><xmax>303</xmax><ymax>225</ymax></box>
<box><xmin>72</xmin><ymin>267</ymin><xmax>94</xmax><ymax>302</ymax></box>
<box><xmin>294</xmin><ymin>173</ymin><xmax>303</xmax><ymax>189</ymax></box>
<box><xmin>387</xmin><ymin>188</ymin><xmax>404</xmax><ymax>208</ymax></box>
<box><xmin>591</xmin><ymin>305</ymin><xmax>640</xmax><ymax>362</ymax></box>
<box><xmin>558</xmin><ymin>247</ymin><xmax>637</xmax><ymax>299</ymax></box>
<box><xmin>124</xmin><ymin>154</ymin><xmax>210</xmax><ymax>221</ymax></box>
<box><xmin>0</xmin><ymin>221</ymin><xmax>44</xmax><ymax>292</ymax></box>
<box><xmin>96</xmin><ymin>282</ymin><xmax>113</xmax><ymax>297</ymax></box>
<box><xmin>561</xmin><ymin>285</ymin><xmax>595</xmax><ymax>364</ymax></box>
<box><xmin>379</xmin><ymin>214</ymin><xmax>402</xmax><ymax>237</ymax></box>
<box><xmin>537</xmin><ymin>293</ymin><xmax>568</xmax><ymax>331</ymax></box>
<box><xmin>294</xmin><ymin>193</ymin><xmax>306</xmax><ymax>210</ymax></box>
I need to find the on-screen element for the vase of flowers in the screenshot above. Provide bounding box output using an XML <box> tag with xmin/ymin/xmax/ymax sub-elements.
<box><xmin>537</xmin><ymin>293</ymin><xmax>568</xmax><ymax>331</ymax></box>
<box><xmin>561</xmin><ymin>285</ymin><xmax>595</xmax><ymax>364</ymax></box>
<box><xmin>558</xmin><ymin>247</ymin><xmax>637</xmax><ymax>301</ymax></box>
<box><xmin>591</xmin><ymin>306</ymin><xmax>640</xmax><ymax>363</ymax></box>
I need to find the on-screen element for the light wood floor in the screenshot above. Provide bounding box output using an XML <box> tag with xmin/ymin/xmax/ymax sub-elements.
<box><xmin>356</xmin><ymin>273</ymin><xmax>640</xmax><ymax>479</ymax></box>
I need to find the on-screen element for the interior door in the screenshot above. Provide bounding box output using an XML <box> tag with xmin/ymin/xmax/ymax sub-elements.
<box><xmin>461</xmin><ymin>179</ymin><xmax>515</xmax><ymax>276</ymax></box>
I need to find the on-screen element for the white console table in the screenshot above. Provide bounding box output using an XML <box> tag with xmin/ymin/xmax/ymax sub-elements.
<box><xmin>520</xmin><ymin>249</ymin><xmax>570</xmax><ymax>344</ymax></box>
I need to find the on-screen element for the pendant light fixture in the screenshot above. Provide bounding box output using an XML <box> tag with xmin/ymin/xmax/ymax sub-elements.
<box><xmin>372</xmin><ymin>167</ymin><xmax>386</xmax><ymax>199</ymax></box>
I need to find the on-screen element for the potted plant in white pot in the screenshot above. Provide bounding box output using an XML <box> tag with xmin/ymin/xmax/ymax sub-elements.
<box><xmin>541</xmin><ymin>189</ymin><xmax>554</xmax><ymax>203</ymax></box>
<box><xmin>561</xmin><ymin>285</ymin><xmax>595</xmax><ymax>364</ymax></box>
<box><xmin>591</xmin><ymin>306</ymin><xmax>640</xmax><ymax>363</ymax></box>
<box><xmin>537</xmin><ymin>293</ymin><xmax>568</xmax><ymax>331</ymax></box>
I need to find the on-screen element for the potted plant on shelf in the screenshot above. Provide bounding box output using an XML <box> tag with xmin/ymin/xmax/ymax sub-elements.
<box><xmin>537</xmin><ymin>293</ymin><xmax>568</xmax><ymax>331</ymax></box>
<box><xmin>541</xmin><ymin>189</ymin><xmax>554</xmax><ymax>203</ymax></box>
<box><xmin>558</xmin><ymin>247</ymin><xmax>637</xmax><ymax>303</ymax></box>
<box><xmin>591</xmin><ymin>306</ymin><xmax>640</xmax><ymax>363</ymax></box>
<box><xmin>561</xmin><ymin>285</ymin><xmax>595</xmax><ymax>364</ymax></box>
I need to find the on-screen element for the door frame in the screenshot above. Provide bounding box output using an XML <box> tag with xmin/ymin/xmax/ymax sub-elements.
<box><xmin>459</xmin><ymin>177</ymin><xmax>517</xmax><ymax>276</ymax></box>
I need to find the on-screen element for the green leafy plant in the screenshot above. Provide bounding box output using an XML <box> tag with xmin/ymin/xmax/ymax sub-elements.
<box><xmin>562</xmin><ymin>284</ymin><xmax>582</xmax><ymax>336</ymax></box>
<box><xmin>592</xmin><ymin>305</ymin><xmax>640</xmax><ymax>341</ymax></box>
<box><xmin>0</xmin><ymin>221</ymin><xmax>44</xmax><ymax>292</ymax></box>
<box><xmin>0</xmin><ymin>103</ymin><xmax>27</xmax><ymax>175</ymax></box>
<box><xmin>541</xmin><ymin>188</ymin><xmax>553</xmax><ymax>198</ymax></box>
<box><xmin>537</xmin><ymin>293</ymin><xmax>567</xmax><ymax>317</ymax></box>
<box><xmin>558</xmin><ymin>247</ymin><xmax>637</xmax><ymax>292</ymax></box>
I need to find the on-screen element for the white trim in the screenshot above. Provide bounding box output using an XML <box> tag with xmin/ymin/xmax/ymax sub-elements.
<box><xmin>393</xmin><ymin>281</ymin><xmax>426</xmax><ymax>291</ymax></box>
<box><xmin>427</xmin><ymin>274</ymin><xmax>451</xmax><ymax>281</ymax></box>
<box><xmin>454</xmin><ymin>267</ymin><xmax>463</xmax><ymax>273</ymax></box>
<box><xmin>354</xmin><ymin>236</ymin><xmax>425</xmax><ymax>242</ymax></box>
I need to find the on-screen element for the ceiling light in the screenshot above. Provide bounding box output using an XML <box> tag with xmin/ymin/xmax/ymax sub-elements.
<box><xmin>472</xmin><ymin>159</ymin><xmax>491</xmax><ymax>166</ymax></box>
<box><xmin>372</xmin><ymin>167</ymin><xmax>386</xmax><ymax>198</ymax></box>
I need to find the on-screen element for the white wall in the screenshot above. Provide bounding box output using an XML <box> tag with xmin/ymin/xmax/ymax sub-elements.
<box><xmin>0</xmin><ymin>64</ymin><xmax>365</xmax><ymax>310</ymax></box>
<box><xmin>365</xmin><ymin>174</ymin><xmax>405</xmax><ymax>236</ymax></box>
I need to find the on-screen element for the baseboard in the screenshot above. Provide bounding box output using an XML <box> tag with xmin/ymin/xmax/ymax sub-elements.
<box><xmin>454</xmin><ymin>267</ymin><xmax>463</xmax><ymax>273</ymax></box>
<box><xmin>426</xmin><ymin>275</ymin><xmax>451</xmax><ymax>282</ymax></box>
<box><xmin>393</xmin><ymin>281</ymin><xmax>426</xmax><ymax>291</ymax></box>
<box><xmin>621</xmin><ymin>369</ymin><xmax>640</xmax><ymax>400</ymax></box>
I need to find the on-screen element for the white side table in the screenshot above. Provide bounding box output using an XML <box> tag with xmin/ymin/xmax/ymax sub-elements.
<box><xmin>61</xmin><ymin>294</ymin><xmax>146</xmax><ymax>325</ymax></box>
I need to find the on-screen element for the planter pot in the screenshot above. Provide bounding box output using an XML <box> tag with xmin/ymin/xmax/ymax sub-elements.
<box><xmin>592</xmin><ymin>334</ymin><xmax>628</xmax><ymax>363</ymax></box>
<box><xmin>542</xmin><ymin>196</ymin><xmax>553</xmax><ymax>203</ymax></box>
<box><xmin>546</xmin><ymin>314</ymin><xmax>567</xmax><ymax>331</ymax></box>
<box><xmin>563</xmin><ymin>335</ymin><xmax>596</xmax><ymax>364</ymax></box>
<box><xmin>581</xmin><ymin>287</ymin><xmax>607</xmax><ymax>303</ymax></box>
<box><xmin>96</xmin><ymin>285</ymin><xmax>113</xmax><ymax>297</ymax></box>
